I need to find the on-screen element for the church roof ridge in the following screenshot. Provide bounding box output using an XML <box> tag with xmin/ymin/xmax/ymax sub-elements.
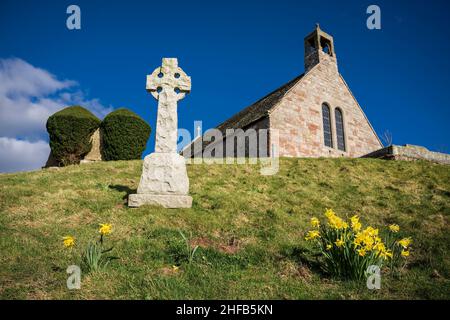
<box><xmin>180</xmin><ymin>73</ymin><xmax>304</xmax><ymax>156</ymax></box>
<box><xmin>215</xmin><ymin>73</ymin><xmax>304</xmax><ymax>132</ymax></box>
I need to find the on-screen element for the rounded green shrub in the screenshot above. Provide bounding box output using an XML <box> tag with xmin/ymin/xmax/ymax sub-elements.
<box><xmin>100</xmin><ymin>108</ymin><xmax>151</xmax><ymax>160</ymax></box>
<box><xmin>46</xmin><ymin>106</ymin><xmax>101</xmax><ymax>166</ymax></box>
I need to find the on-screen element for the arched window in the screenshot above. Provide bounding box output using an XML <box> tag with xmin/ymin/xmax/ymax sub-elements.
<box><xmin>322</xmin><ymin>103</ymin><xmax>333</xmax><ymax>148</ymax></box>
<box><xmin>335</xmin><ymin>108</ymin><xmax>346</xmax><ymax>151</ymax></box>
<box><xmin>320</xmin><ymin>37</ymin><xmax>333</xmax><ymax>56</ymax></box>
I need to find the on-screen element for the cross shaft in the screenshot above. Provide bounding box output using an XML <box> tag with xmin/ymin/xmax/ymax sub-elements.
<box><xmin>146</xmin><ymin>58</ymin><xmax>191</xmax><ymax>153</ymax></box>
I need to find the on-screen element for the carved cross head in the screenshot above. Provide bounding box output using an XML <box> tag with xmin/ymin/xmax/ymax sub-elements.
<box><xmin>146</xmin><ymin>58</ymin><xmax>191</xmax><ymax>101</ymax></box>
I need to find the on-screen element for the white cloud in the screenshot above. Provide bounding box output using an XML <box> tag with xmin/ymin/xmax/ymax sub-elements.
<box><xmin>0</xmin><ymin>58</ymin><xmax>113</xmax><ymax>139</ymax></box>
<box><xmin>0</xmin><ymin>57</ymin><xmax>75</xmax><ymax>97</ymax></box>
<box><xmin>0</xmin><ymin>137</ymin><xmax>50</xmax><ymax>173</ymax></box>
<box><xmin>0</xmin><ymin>57</ymin><xmax>114</xmax><ymax>173</ymax></box>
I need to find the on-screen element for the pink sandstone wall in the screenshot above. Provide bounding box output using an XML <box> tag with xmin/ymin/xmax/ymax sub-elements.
<box><xmin>269</xmin><ymin>51</ymin><xmax>383</xmax><ymax>158</ymax></box>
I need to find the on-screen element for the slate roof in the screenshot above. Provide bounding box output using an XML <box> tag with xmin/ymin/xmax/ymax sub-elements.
<box><xmin>216</xmin><ymin>73</ymin><xmax>304</xmax><ymax>132</ymax></box>
<box><xmin>182</xmin><ymin>73</ymin><xmax>304</xmax><ymax>156</ymax></box>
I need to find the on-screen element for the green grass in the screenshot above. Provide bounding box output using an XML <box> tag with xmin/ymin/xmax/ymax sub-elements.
<box><xmin>0</xmin><ymin>158</ymin><xmax>449</xmax><ymax>299</ymax></box>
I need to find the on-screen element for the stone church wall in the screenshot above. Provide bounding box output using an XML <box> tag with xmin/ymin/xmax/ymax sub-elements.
<box><xmin>269</xmin><ymin>52</ymin><xmax>383</xmax><ymax>158</ymax></box>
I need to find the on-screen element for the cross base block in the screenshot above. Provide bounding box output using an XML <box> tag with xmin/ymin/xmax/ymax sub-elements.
<box><xmin>128</xmin><ymin>194</ymin><xmax>192</xmax><ymax>208</ymax></box>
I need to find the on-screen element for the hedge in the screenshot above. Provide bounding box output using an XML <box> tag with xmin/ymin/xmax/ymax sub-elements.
<box><xmin>100</xmin><ymin>108</ymin><xmax>151</xmax><ymax>160</ymax></box>
<box><xmin>46</xmin><ymin>106</ymin><xmax>101</xmax><ymax>166</ymax></box>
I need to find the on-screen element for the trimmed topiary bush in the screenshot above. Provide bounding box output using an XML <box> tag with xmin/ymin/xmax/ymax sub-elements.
<box><xmin>46</xmin><ymin>106</ymin><xmax>101</xmax><ymax>166</ymax></box>
<box><xmin>100</xmin><ymin>108</ymin><xmax>151</xmax><ymax>160</ymax></box>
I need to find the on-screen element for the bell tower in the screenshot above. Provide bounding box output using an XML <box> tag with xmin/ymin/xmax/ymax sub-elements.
<box><xmin>304</xmin><ymin>24</ymin><xmax>337</xmax><ymax>73</ymax></box>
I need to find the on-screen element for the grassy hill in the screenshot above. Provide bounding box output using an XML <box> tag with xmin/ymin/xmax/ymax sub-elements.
<box><xmin>1</xmin><ymin>158</ymin><xmax>449</xmax><ymax>299</ymax></box>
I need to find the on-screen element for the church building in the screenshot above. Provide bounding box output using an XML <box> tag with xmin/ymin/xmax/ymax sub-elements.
<box><xmin>186</xmin><ymin>25</ymin><xmax>383</xmax><ymax>158</ymax></box>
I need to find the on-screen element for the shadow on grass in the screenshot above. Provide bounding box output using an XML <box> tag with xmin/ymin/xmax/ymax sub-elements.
<box><xmin>279</xmin><ymin>245</ymin><xmax>328</xmax><ymax>278</ymax></box>
<box><xmin>109</xmin><ymin>185</ymin><xmax>136</xmax><ymax>201</ymax></box>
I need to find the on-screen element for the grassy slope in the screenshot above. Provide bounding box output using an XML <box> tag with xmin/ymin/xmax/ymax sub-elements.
<box><xmin>0</xmin><ymin>158</ymin><xmax>449</xmax><ymax>299</ymax></box>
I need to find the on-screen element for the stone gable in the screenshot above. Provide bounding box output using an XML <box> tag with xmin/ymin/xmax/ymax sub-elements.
<box><xmin>269</xmin><ymin>51</ymin><xmax>382</xmax><ymax>158</ymax></box>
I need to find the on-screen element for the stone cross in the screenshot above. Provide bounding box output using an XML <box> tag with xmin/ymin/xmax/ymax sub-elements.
<box><xmin>146</xmin><ymin>58</ymin><xmax>191</xmax><ymax>153</ymax></box>
<box><xmin>128</xmin><ymin>58</ymin><xmax>192</xmax><ymax>208</ymax></box>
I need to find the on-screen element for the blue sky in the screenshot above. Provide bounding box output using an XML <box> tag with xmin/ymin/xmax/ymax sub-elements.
<box><xmin>1</xmin><ymin>0</ymin><xmax>449</xmax><ymax>172</ymax></box>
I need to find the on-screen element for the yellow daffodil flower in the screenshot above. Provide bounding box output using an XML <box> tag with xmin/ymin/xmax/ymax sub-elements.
<box><xmin>364</xmin><ymin>226</ymin><xmax>379</xmax><ymax>237</ymax></box>
<box><xmin>389</xmin><ymin>224</ymin><xmax>400</xmax><ymax>233</ymax></box>
<box><xmin>324</xmin><ymin>208</ymin><xmax>335</xmax><ymax>217</ymax></box>
<box><xmin>353</xmin><ymin>233</ymin><xmax>363</xmax><ymax>247</ymax></box>
<box><xmin>310</xmin><ymin>217</ymin><xmax>320</xmax><ymax>228</ymax></box>
<box><xmin>373</xmin><ymin>241</ymin><xmax>386</xmax><ymax>253</ymax></box>
<box><xmin>401</xmin><ymin>250</ymin><xmax>410</xmax><ymax>257</ymax></box>
<box><xmin>379</xmin><ymin>249</ymin><xmax>393</xmax><ymax>260</ymax></box>
<box><xmin>63</xmin><ymin>236</ymin><xmax>75</xmax><ymax>248</ymax></box>
<box><xmin>324</xmin><ymin>209</ymin><xmax>348</xmax><ymax>230</ymax></box>
<box><xmin>357</xmin><ymin>248</ymin><xmax>366</xmax><ymax>256</ymax></box>
<box><xmin>305</xmin><ymin>230</ymin><xmax>320</xmax><ymax>241</ymax></box>
<box><xmin>350</xmin><ymin>215</ymin><xmax>362</xmax><ymax>232</ymax></box>
<box><xmin>99</xmin><ymin>223</ymin><xmax>112</xmax><ymax>235</ymax></box>
<box><xmin>335</xmin><ymin>238</ymin><xmax>344</xmax><ymax>248</ymax></box>
<box><xmin>398</xmin><ymin>237</ymin><xmax>412</xmax><ymax>249</ymax></box>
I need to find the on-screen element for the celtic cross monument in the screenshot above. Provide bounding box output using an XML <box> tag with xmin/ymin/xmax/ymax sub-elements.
<box><xmin>129</xmin><ymin>58</ymin><xmax>192</xmax><ymax>208</ymax></box>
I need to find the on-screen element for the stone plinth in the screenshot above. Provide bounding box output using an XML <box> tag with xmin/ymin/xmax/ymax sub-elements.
<box><xmin>128</xmin><ymin>153</ymin><xmax>192</xmax><ymax>208</ymax></box>
<box><xmin>128</xmin><ymin>194</ymin><xmax>192</xmax><ymax>208</ymax></box>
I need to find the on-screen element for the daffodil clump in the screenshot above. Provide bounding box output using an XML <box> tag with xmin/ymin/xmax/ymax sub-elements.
<box><xmin>305</xmin><ymin>209</ymin><xmax>412</xmax><ymax>280</ymax></box>
<box><xmin>62</xmin><ymin>222</ymin><xmax>117</xmax><ymax>273</ymax></box>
